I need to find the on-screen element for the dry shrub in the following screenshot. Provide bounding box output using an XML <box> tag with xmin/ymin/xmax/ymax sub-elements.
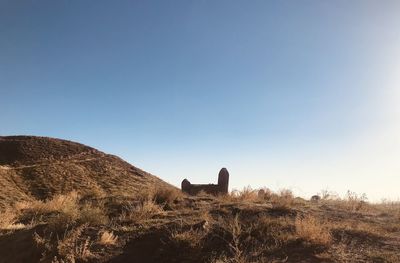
<box><xmin>332</xmin><ymin>219</ymin><xmax>390</xmax><ymax>237</ymax></box>
<box><xmin>134</xmin><ymin>187</ymin><xmax>155</xmax><ymax>203</ymax></box>
<box><xmin>120</xmin><ymin>200</ymin><xmax>163</xmax><ymax>222</ymax></box>
<box><xmin>34</xmin><ymin>224</ymin><xmax>95</xmax><ymax>263</ymax></box>
<box><xmin>373</xmin><ymin>200</ymin><xmax>400</xmax><ymax>219</ymax></box>
<box><xmin>79</xmin><ymin>203</ymin><xmax>108</xmax><ymax>226</ymax></box>
<box><xmin>231</xmin><ymin>186</ymin><xmax>259</xmax><ymax>202</ymax></box>
<box><xmin>252</xmin><ymin>188</ymin><xmax>295</xmax><ymax>209</ymax></box>
<box><xmin>218</xmin><ymin>186</ymin><xmax>259</xmax><ymax>203</ymax></box>
<box><xmin>322</xmin><ymin>190</ymin><xmax>370</xmax><ymax>212</ymax></box>
<box><xmin>20</xmin><ymin>192</ymin><xmax>80</xmax><ymax>218</ymax></box>
<box><xmin>195</xmin><ymin>190</ymin><xmax>212</xmax><ymax>197</ymax></box>
<box><xmin>0</xmin><ymin>209</ymin><xmax>25</xmax><ymax>230</ymax></box>
<box><xmin>16</xmin><ymin>192</ymin><xmax>109</xmax><ymax>230</ymax></box>
<box><xmin>216</xmin><ymin>214</ymin><xmax>267</xmax><ymax>263</ymax></box>
<box><xmin>170</xmin><ymin>228</ymin><xmax>206</xmax><ymax>248</ymax></box>
<box><xmin>270</xmin><ymin>189</ymin><xmax>295</xmax><ymax>209</ymax></box>
<box><xmin>342</xmin><ymin>190</ymin><xmax>369</xmax><ymax>211</ymax></box>
<box><xmin>319</xmin><ymin>189</ymin><xmax>340</xmax><ymax>200</ymax></box>
<box><xmin>135</xmin><ymin>186</ymin><xmax>183</xmax><ymax>206</ymax></box>
<box><xmin>225</xmin><ymin>214</ymin><xmax>244</xmax><ymax>261</ymax></box>
<box><xmin>153</xmin><ymin>187</ymin><xmax>183</xmax><ymax>205</ymax></box>
<box><xmin>254</xmin><ymin>216</ymin><xmax>295</xmax><ymax>245</ymax></box>
<box><xmin>98</xmin><ymin>231</ymin><xmax>118</xmax><ymax>246</ymax></box>
<box><xmin>42</xmin><ymin>192</ymin><xmax>80</xmax><ymax>214</ymax></box>
<box><xmin>82</xmin><ymin>182</ymin><xmax>106</xmax><ymax>199</ymax></box>
<box><xmin>215</xmin><ymin>214</ymin><xmax>246</xmax><ymax>262</ymax></box>
<box><xmin>257</xmin><ymin>187</ymin><xmax>273</xmax><ymax>200</ymax></box>
<box><xmin>295</xmin><ymin>215</ymin><xmax>331</xmax><ymax>245</ymax></box>
<box><xmin>0</xmin><ymin>209</ymin><xmax>16</xmax><ymax>229</ymax></box>
<box><xmin>216</xmin><ymin>192</ymin><xmax>236</xmax><ymax>203</ymax></box>
<box><xmin>33</xmin><ymin>231</ymin><xmax>47</xmax><ymax>246</ymax></box>
<box><xmin>19</xmin><ymin>192</ymin><xmax>81</xmax><ymax>229</ymax></box>
<box><xmin>56</xmin><ymin>224</ymin><xmax>94</xmax><ymax>262</ymax></box>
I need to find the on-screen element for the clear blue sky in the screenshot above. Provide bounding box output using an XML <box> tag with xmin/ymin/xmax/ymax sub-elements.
<box><xmin>1</xmin><ymin>1</ymin><xmax>399</xmax><ymax>201</ymax></box>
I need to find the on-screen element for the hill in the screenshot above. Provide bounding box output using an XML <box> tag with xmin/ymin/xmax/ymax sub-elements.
<box><xmin>0</xmin><ymin>136</ymin><xmax>399</xmax><ymax>263</ymax></box>
<box><xmin>0</xmin><ymin>136</ymin><xmax>174</xmax><ymax>209</ymax></box>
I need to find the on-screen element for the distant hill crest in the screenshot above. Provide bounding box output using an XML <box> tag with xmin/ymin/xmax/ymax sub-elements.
<box><xmin>0</xmin><ymin>136</ymin><xmax>173</xmax><ymax>209</ymax></box>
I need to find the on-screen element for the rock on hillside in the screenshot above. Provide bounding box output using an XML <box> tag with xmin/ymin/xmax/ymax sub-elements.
<box><xmin>0</xmin><ymin>136</ymin><xmax>174</xmax><ymax>209</ymax></box>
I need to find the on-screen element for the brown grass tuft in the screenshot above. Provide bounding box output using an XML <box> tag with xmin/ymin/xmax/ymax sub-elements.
<box><xmin>119</xmin><ymin>200</ymin><xmax>163</xmax><ymax>223</ymax></box>
<box><xmin>56</xmin><ymin>224</ymin><xmax>95</xmax><ymax>262</ymax></box>
<box><xmin>79</xmin><ymin>203</ymin><xmax>109</xmax><ymax>226</ymax></box>
<box><xmin>153</xmin><ymin>186</ymin><xmax>184</xmax><ymax>205</ymax></box>
<box><xmin>231</xmin><ymin>186</ymin><xmax>259</xmax><ymax>202</ymax></box>
<box><xmin>0</xmin><ymin>209</ymin><xmax>25</xmax><ymax>230</ymax></box>
<box><xmin>170</xmin><ymin>228</ymin><xmax>206</xmax><ymax>248</ymax></box>
<box><xmin>295</xmin><ymin>214</ymin><xmax>332</xmax><ymax>245</ymax></box>
<box><xmin>98</xmin><ymin>231</ymin><xmax>118</xmax><ymax>246</ymax></box>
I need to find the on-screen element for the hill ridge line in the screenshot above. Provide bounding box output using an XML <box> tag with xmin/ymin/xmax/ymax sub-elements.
<box><xmin>0</xmin><ymin>156</ymin><xmax>107</xmax><ymax>170</ymax></box>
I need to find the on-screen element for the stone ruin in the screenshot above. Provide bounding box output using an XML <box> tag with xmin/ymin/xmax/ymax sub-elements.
<box><xmin>181</xmin><ymin>168</ymin><xmax>229</xmax><ymax>195</ymax></box>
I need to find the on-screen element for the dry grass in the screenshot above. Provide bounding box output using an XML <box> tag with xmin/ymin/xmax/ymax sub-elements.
<box><xmin>372</xmin><ymin>200</ymin><xmax>400</xmax><ymax>217</ymax></box>
<box><xmin>56</xmin><ymin>224</ymin><xmax>94</xmax><ymax>262</ymax></box>
<box><xmin>254</xmin><ymin>216</ymin><xmax>295</xmax><ymax>245</ymax></box>
<box><xmin>18</xmin><ymin>191</ymin><xmax>80</xmax><ymax>226</ymax></box>
<box><xmin>0</xmin><ymin>209</ymin><xmax>25</xmax><ymax>230</ymax></box>
<box><xmin>79</xmin><ymin>203</ymin><xmax>108</xmax><ymax>226</ymax></box>
<box><xmin>231</xmin><ymin>186</ymin><xmax>259</xmax><ymax>202</ymax></box>
<box><xmin>98</xmin><ymin>231</ymin><xmax>118</xmax><ymax>246</ymax></box>
<box><xmin>33</xmin><ymin>224</ymin><xmax>95</xmax><ymax>263</ymax></box>
<box><xmin>295</xmin><ymin>214</ymin><xmax>332</xmax><ymax>245</ymax></box>
<box><xmin>119</xmin><ymin>200</ymin><xmax>163</xmax><ymax>222</ymax></box>
<box><xmin>333</xmin><ymin>191</ymin><xmax>369</xmax><ymax>212</ymax></box>
<box><xmin>135</xmin><ymin>186</ymin><xmax>183</xmax><ymax>205</ymax></box>
<box><xmin>15</xmin><ymin>192</ymin><xmax>108</xmax><ymax>230</ymax></box>
<box><xmin>170</xmin><ymin>228</ymin><xmax>206</xmax><ymax>248</ymax></box>
<box><xmin>2</xmin><ymin>184</ymin><xmax>400</xmax><ymax>262</ymax></box>
<box><xmin>270</xmin><ymin>189</ymin><xmax>295</xmax><ymax>209</ymax></box>
<box><xmin>246</xmin><ymin>187</ymin><xmax>296</xmax><ymax>210</ymax></box>
<box><xmin>217</xmin><ymin>187</ymin><xmax>296</xmax><ymax>213</ymax></box>
<box><xmin>153</xmin><ymin>187</ymin><xmax>184</xmax><ymax>205</ymax></box>
<box><xmin>225</xmin><ymin>214</ymin><xmax>246</xmax><ymax>262</ymax></box>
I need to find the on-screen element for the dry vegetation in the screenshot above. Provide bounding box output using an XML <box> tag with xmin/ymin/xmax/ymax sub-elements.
<box><xmin>1</xmin><ymin>137</ymin><xmax>399</xmax><ymax>262</ymax></box>
<box><xmin>1</xmin><ymin>185</ymin><xmax>399</xmax><ymax>263</ymax></box>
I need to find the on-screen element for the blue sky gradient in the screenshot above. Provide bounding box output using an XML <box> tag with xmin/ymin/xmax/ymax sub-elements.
<box><xmin>1</xmin><ymin>1</ymin><xmax>399</xmax><ymax>201</ymax></box>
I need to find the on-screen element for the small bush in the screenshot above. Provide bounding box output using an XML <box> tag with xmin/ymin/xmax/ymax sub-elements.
<box><xmin>231</xmin><ymin>186</ymin><xmax>259</xmax><ymax>202</ymax></box>
<box><xmin>0</xmin><ymin>209</ymin><xmax>25</xmax><ymax>230</ymax></box>
<box><xmin>56</xmin><ymin>224</ymin><xmax>94</xmax><ymax>262</ymax></box>
<box><xmin>98</xmin><ymin>231</ymin><xmax>118</xmax><ymax>246</ymax></box>
<box><xmin>170</xmin><ymin>228</ymin><xmax>205</xmax><ymax>248</ymax></box>
<box><xmin>120</xmin><ymin>200</ymin><xmax>163</xmax><ymax>223</ymax></box>
<box><xmin>253</xmin><ymin>216</ymin><xmax>295</xmax><ymax>245</ymax></box>
<box><xmin>79</xmin><ymin>203</ymin><xmax>108</xmax><ymax>226</ymax></box>
<box><xmin>270</xmin><ymin>189</ymin><xmax>295</xmax><ymax>209</ymax></box>
<box><xmin>153</xmin><ymin>187</ymin><xmax>183</xmax><ymax>205</ymax></box>
<box><xmin>19</xmin><ymin>192</ymin><xmax>80</xmax><ymax>222</ymax></box>
<box><xmin>135</xmin><ymin>186</ymin><xmax>183</xmax><ymax>206</ymax></box>
<box><xmin>16</xmin><ymin>192</ymin><xmax>109</xmax><ymax>230</ymax></box>
<box><xmin>295</xmin><ymin>215</ymin><xmax>331</xmax><ymax>245</ymax></box>
<box><xmin>34</xmin><ymin>224</ymin><xmax>95</xmax><ymax>262</ymax></box>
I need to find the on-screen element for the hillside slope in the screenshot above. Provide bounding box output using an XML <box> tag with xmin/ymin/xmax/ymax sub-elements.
<box><xmin>0</xmin><ymin>136</ymin><xmax>174</xmax><ymax>209</ymax></box>
<box><xmin>0</xmin><ymin>136</ymin><xmax>399</xmax><ymax>263</ymax></box>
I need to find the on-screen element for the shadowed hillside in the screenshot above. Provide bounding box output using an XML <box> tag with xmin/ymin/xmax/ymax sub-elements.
<box><xmin>0</xmin><ymin>136</ymin><xmax>174</xmax><ymax>209</ymax></box>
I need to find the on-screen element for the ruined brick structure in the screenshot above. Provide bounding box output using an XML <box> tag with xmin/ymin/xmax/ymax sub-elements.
<box><xmin>181</xmin><ymin>168</ymin><xmax>229</xmax><ymax>195</ymax></box>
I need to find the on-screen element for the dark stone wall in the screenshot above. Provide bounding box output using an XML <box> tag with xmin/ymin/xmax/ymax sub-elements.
<box><xmin>181</xmin><ymin>168</ymin><xmax>229</xmax><ymax>196</ymax></box>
